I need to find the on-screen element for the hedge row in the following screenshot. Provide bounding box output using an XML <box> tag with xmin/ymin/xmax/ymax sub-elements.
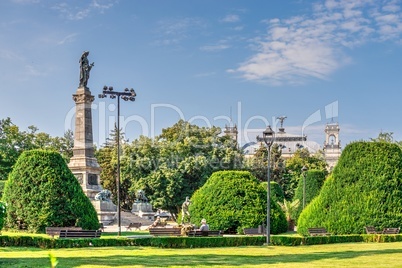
<box><xmin>1</xmin><ymin>234</ymin><xmax>401</xmax><ymax>248</ymax></box>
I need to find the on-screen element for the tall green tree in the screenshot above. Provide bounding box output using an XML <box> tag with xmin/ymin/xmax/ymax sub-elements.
<box><xmin>284</xmin><ymin>148</ymin><xmax>328</xmax><ymax>200</ymax></box>
<box><xmin>292</xmin><ymin>169</ymin><xmax>326</xmax><ymax>221</ymax></box>
<box><xmin>123</xmin><ymin>120</ymin><xmax>243</xmax><ymax>220</ymax></box>
<box><xmin>95</xmin><ymin>124</ymin><xmax>135</xmax><ymax>209</ymax></box>
<box><xmin>245</xmin><ymin>143</ymin><xmax>289</xmax><ymax>198</ymax></box>
<box><xmin>0</xmin><ymin>118</ymin><xmax>73</xmax><ymax>180</ymax></box>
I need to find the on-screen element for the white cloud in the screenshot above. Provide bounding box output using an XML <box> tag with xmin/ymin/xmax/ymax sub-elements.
<box><xmin>154</xmin><ymin>18</ymin><xmax>205</xmax><ymax>46</ymax></box>
<box><xmin>0</xmin><ymin>49</ymin><xmax>24</xmax><ymax>61</ymax></box>
<box><xmin>57</xmin><ymin>33</ymin><xmax>78</xmax><ymax>45</ymax></box>
<box><xmin>221</xmin><ymin>14</ymin><xmax>240</xmax><ymax>23</ymax></box>
<box><xmin>200</xmin><ymin>44</ymin><xmax>229</xmax><ymax>52</ymax></box>
<box><xmin>52</xmin><ymin>0</ymin><xmax>116</xmax><ymax>20</ymax></box>
<box><xmin>234</xmin><ymin>0</ymin><xmax>402</xmax><ymax>85</ymax></box>
<box><xmin>194</xmin><ymin>72</ymin><xmax>216</xmax><ymax>77</ymax></box>
<box><xmin>12</xmin><ymin>0</ymin><xmax>39</xmax><ymax>3</ymax></box>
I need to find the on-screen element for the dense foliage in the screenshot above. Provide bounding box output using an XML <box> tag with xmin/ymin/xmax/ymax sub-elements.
<box><xmin>0</xmin><ymin>118</ymin><xmax>73</xmax><ymax>180</ymax></box>
<box><xmin>284</xmin><ymin>148</ymin><xmax>328</xmax><ymax>199</ymax></box>
<box><xmin>298</xmin><ymin>142</ymin><xmax>402</xmax><ymax>235</ymax></box>
<box><xmin>0</xmin><ymin>201</ymin><xmax>5</xmax><ymax>232</ymax></box>
<box><xmin>0</xmin><ymin>180</ymin><xmax>5</xmax><ymax>198</ymax></box>
<box><xmin>190</xmin><ymin>170</ymin><xmax>287</xmax><ymax>234</ymax></box>
<box><xmin>292</xmin><ymin>169</ymin><xmax>326</xmax><ymax>221</ymax></box>
<box><xmin>2</xmin><ymin>150</ymin><xmax>99</xmax><ymax>233</ymax></box>
<box><xmin>100</xmin><ymin>120</ymin><xmax>243</xmax><ymax>219</ymax></box>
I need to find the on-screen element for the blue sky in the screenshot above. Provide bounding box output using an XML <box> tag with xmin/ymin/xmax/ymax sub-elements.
<box><xmin>1</xmin><ymin>0</ymin><xmax>402</xmax><ymax>149</ymax></box>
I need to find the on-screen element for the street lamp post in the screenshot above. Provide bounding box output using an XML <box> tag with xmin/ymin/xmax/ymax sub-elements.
<box><xmin>261</xmin><ymin>125</ymin><xmax>275</xmax><ymax>245</ymax></box>
<box><xmin>98</xmin><ymin>86</ymin><xmax>136</xmax><ymax>236</ymax></box>
<box><xmin>301</xmin><ymin>166</ymin><xmax>308</xmax><ymax>209</ymax></box>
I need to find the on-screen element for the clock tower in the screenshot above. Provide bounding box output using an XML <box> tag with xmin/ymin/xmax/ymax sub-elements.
<box><xmin>323</xmin><ymin>122</ymin><xmax>341</xmax><ymax>171</ymax></box>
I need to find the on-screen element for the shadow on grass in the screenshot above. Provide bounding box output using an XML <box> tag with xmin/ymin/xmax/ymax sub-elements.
<box><xmin>1</xmin><ymin>248</ymin><xmax>402</xmax><ymax>267</ymax></box>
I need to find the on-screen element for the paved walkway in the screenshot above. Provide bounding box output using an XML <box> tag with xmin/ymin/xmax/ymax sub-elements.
<box><xmin>102</xmin><ymin>224</ymin><xmax>151</xmax><ymax>233</ymax></box>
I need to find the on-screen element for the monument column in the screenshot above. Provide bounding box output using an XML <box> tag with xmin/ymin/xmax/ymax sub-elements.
<box><xmin>68</xmin><ymin>86</ymin><xmax>102</xmax><ymax>199</ymax></box>
<box><xmin>68</xmin><ymin>51</ymin><xmax>116</xmax><ymax>224</ymax></box>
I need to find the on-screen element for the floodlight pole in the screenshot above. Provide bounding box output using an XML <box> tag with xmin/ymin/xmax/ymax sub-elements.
<box><xmin>98</xmin><ymin>86</ymin><xmax>136</xmax><ymax>236</ymax></box>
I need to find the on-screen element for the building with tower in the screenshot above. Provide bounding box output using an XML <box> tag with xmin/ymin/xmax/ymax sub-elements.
<box><xmin>224</xmin><ymin>124</ymin><xmax>238</xmax><ymax>143</ymax></box>
<box><xmin>323</xmin><ymin>122</ymin><xmax>342</xmax><ymax>170</ymax></box>
<box><xmin>238</xmin><ymin>117</ymin><xmax>342</xmax><ymax>169</ymax></box>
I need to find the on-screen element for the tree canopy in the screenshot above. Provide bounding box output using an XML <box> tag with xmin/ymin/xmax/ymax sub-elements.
<box><xmin>0</xmin><ymin>118</ymin><xmax>73</xmax><ymax>181</ymax></box>
<box><xmin>97</xmin><ymin>120</ymin><xmax>243</xmax><ymax>219</ymax></box>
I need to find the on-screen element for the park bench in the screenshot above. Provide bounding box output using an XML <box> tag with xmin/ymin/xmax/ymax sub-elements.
<box><xmin>126</xmin><ymin>222</ymin><xmax>142</xmax><ymax>231</ymax></box>
<box><xmin>365</xmin><ymin>226</ymin><xmax>378</xmax><ymax>234</ymax></box>
<box><xmin>308</xmin><ymin>227</ymin><xmax>331</xmax><ymax>236</ymax></box>
<box><xmin>382</xmin><ymin>227</ymin><xmax>400</xmax><ymax>234</ymax></box>
<box><xmin>243</xmin><ymin>227</ymin><xmax>265</xmax><ymax>235</ymax></box>
<box><xmin>149</xmin><ymin>227</ymin><xmax>182</xmax><ymax>236</ymax></box>
<box><xmin>58</xmin><ymin>229</ymin><xmax>102</xmax><ymax>239</ymax></box>
<box><xmin>187</xmin><ymin>230</ymin><xmax>222</xmax><ymax>237</ymax></box>
<box><xmin>46</xmin><ymin>227</ymin><xmax>82</xmax><ymax>238</ymax></box>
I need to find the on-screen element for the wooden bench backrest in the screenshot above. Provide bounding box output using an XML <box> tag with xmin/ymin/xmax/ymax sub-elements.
<box><xmin>382</xmin><ymin>228</ymin><xmax>400</xmax><ymax>234</ymax></box>
<box><xmin>365</xmin><ymin>226</ymin><xmax>377</xmax><ymax>234</ymax></box>
<box><xmin>243</xmin><ymin>228</ymin><xmax>264</xmax><ymax>235</ymax></box>
<box><xmin>59</xmin><ymin>230</ymin><xmax>101</xmax><ymax>239</ymax></box>
<box><xmin>149</xmin><ymin>228</ymin><xmax>182</xmax><ymax>236</ymax></box>
<box><xmin>308</xmin><ymin>227</ymin><xmax>330</xmax><ymax>236</ymax></box>
<box><xmin>128</xmin><ymin>222</ymin><xmax>142</xmax><ymax>228</ymax></box>
<box><xmin>46</xmin><ymin>227</ymin><xmax>82</xmax><ymax>237</ymax></box>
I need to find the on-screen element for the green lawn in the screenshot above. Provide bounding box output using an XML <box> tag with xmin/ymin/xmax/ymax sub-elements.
<box><xmin>1</xmin><ymin>242</ymin><xmax>402</xmax><ymax>268</ymax></box>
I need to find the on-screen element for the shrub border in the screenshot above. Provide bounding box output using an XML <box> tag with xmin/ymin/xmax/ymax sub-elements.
<box><xmin>0</xmin><ymin>234</ymin><xmax>401</xmax><ymax>248</ymax></box>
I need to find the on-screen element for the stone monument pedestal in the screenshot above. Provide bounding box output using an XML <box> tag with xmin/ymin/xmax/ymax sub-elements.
<box><xmin>131</xmin><ymin>202</ymin><xmax>155</xmax><ymax>220</ymax></box>
<box><xmin>92</xmin><ymin>200</ymin><xmax>117</xmax><ymax>224</ymax></box>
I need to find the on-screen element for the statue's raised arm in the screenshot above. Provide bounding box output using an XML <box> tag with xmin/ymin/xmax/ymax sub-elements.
<box><xmin>79</xmin><ymin>51</ymin><xmax>94</xmax><ymax>88</ymax></box>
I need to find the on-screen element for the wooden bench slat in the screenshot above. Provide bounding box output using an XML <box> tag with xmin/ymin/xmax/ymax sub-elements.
<box><xmin>382</xmin><ymin>227</ymin><xmax>400</xmax><ymax>234</ymax></box>
<box><xmin>59</xmin><ymin>230</ymin><xmax>102</xmax><ymax>239</ymax></box>
<box><xmin>243</xmin><ymin>228</ymin><xmax>265</xmax><ymax>235</ymax></box>
<box><xmin>148</xmin><ymin>228</ymin><xmax>182</xmax><ymax>236</ymax></box>
<box><xmin>126</xmin><ymin>222</ymin><xmax>142</xmax><ymax>231</ymax></box>
<box><xmin>46</xmin><ymin>227</ymin><xmax>82</xmax><ymax>238</ymax></box>
<box><xmin>365</xmin><ymin>226</ymin><xmax>377</xmax><ymax>234</ymax></box>
<box><xmin>308</xmin><ymin>227</ymin><xmax>331</xmax><ymax>236</ymax></box>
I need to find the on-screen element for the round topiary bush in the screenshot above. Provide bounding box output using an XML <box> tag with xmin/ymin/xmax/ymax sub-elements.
<box><xmin>2</xmin><ymin>149</ymin><xmax>99</xmax><ymax>233</ymax></box>
<box><xmin>292</xmin><ymin>169</ymin><xmax>326</xmax><ymax>221</ymax></box>
<box><xmin>297</xmin><ymin>141</ymin><xmax>402</xmax><ymax>235</ymax></box>
<box><xmin>189</xmin><ymin>170</ymin><xmax>287</xmax><ymax>234</ymax></box>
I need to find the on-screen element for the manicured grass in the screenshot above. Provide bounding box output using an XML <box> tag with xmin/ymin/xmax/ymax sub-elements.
<box><xmin>1</xmin><ymin>242</ymin><xmax>402</xmax><ymax>267</ymax></box>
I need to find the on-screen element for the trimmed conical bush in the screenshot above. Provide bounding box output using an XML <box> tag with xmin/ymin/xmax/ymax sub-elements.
<box><xmin>2</xmin><ymin>149</ymin><xmax>99</xmax><ymax>233</ymax></box>
<box><xmin>297</xmin><ymin>142</ymin><xmax>402</xmax><ymax>235</ymax></box>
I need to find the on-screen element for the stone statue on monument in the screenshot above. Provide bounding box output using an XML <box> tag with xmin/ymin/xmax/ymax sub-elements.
<box><xmin>79</xmin><ymin>51</ymin><xmax>94</xmax><ymax>88</ymax></box>
<box><xmin>135</xmin><ymin>189</ymin><xmax>148</xmax><ymax>203</ymax></box>
<box><xmin>181</xmin><ymin>196</ymin><xmax>191</xmax><ymax>224</ymax></box>
<box><xmin>94</xmin><ymin>189</ymin><xmax>112</xmax><ymax>201</ymax></box>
